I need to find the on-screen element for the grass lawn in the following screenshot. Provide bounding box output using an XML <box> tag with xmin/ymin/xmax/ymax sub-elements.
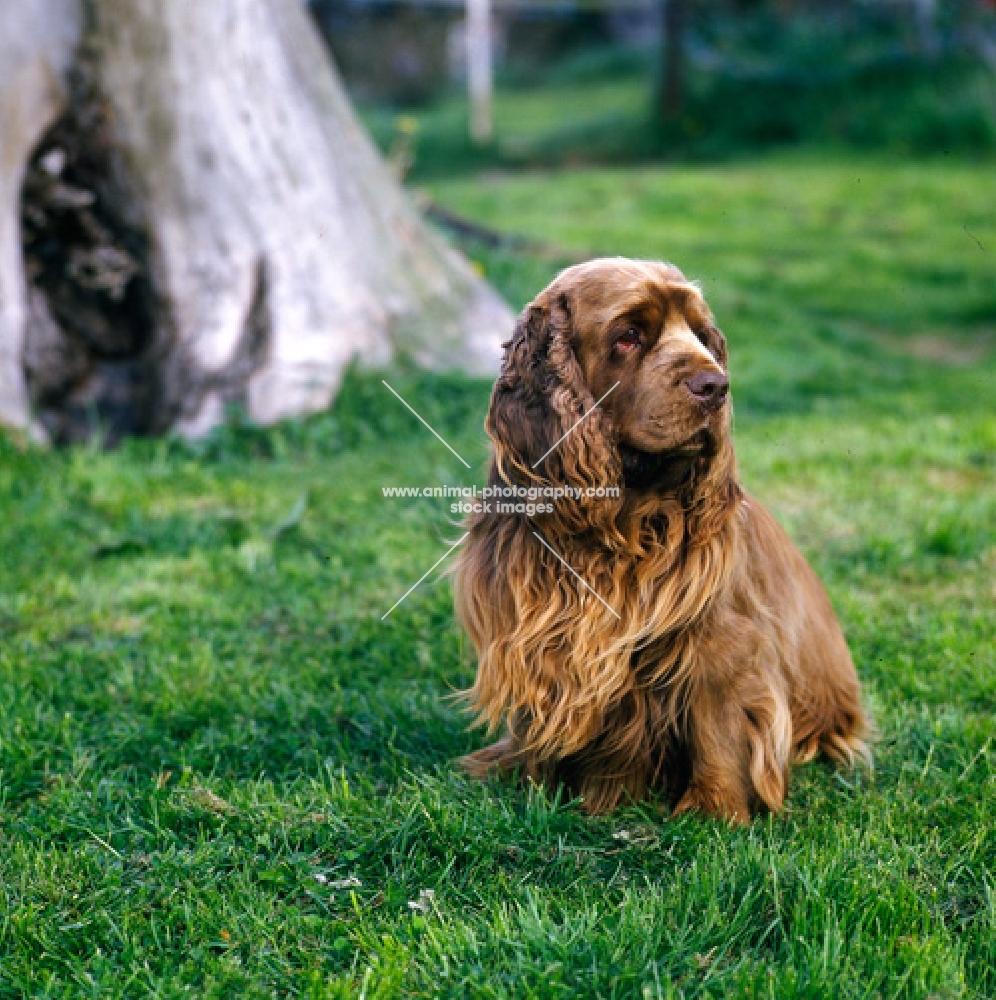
<box><xmin>2</xmin><ymin>154</ymin><xmax>995</xmax><ymax>997</ymax></box>
<box><xmin>363</xmin><ymin>71</ymin><xmax>651</xmax><ymax>176</ymax></box>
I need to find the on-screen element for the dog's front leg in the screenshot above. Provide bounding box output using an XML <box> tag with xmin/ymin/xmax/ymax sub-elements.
<box><xmin>672</xmin><ymin>672</ymin><xmax>792</xmax><ymax>824</ymax></box>
<box><xmin>672</xmin><ymin>701</ymin><xmax>754</xmax><ymax>824</ymax></box>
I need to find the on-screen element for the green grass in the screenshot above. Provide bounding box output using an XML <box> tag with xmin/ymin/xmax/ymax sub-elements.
<box><xmin>361</xmin><ymin>45</ymin><xmax>996</xmax><ymax>178</ymax></box>
<box><xmin>363</xmin><ymin>74</ymin><xmax>652</xmax><ymax>177</ymax></box>
<box><xmin>2</xmin><ymin>154</ymin><xmax>995</xmax><ymax>997</ymax></box>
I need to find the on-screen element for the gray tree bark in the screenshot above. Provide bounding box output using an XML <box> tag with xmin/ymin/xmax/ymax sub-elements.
<box><xmin>0</xmin><ymin>0</ymin><xmax>80</xmax><ymax>438</ymax></box>
<box><xmin>0</xmin><ymin>0</ymin><xmax>511</xmax><ymax>442</ymax></box>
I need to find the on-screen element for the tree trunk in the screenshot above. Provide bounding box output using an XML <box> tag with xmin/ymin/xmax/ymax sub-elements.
<box><xmin>466</xmin><ymin>0</ymin><xmax>494</xmax><ymax>144</ymax></box>
<box><xmin>660</xmin><ymin>0</ymin><xmax>686</xmax><ymax>122</ymax></box>
<box><xmin>0</xmin><ymin>0</ymin><xmax>80</xmax><ymax>439</ymax></box>
<box><xmin>0</xmin><ymin>0</ymin><xmax>512</xmax><ymax>443</ymax></box>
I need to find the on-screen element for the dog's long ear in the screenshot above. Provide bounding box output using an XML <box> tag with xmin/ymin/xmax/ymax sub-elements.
<box><xmin>485</xmin><ymin>297</ymin><xmax>562</xmax><ymax>480</ymax></box>
<box><xmin>486</xmin><ymin>293</ymin><xmax>620</xmax><ymax>497</ymax></box>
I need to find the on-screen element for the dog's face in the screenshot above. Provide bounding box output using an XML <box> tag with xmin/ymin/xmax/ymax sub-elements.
<box><xmin>489</xmin><ymin>259</ymin><xmax>730</xmax><ymax>494</ymax></box>
<box><xmin>555</xmin><ymin>259</ymin><xmax>730</xmax><ymax>459</ymax></box>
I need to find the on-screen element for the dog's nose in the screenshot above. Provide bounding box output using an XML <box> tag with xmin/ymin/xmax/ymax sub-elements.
<box><xmin>685</xmin><ymin>371</ymin><xmax>730</xmax><ymax>408</ymax></box>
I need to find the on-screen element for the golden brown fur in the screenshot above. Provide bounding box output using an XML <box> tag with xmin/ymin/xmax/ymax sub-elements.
<box><xmin>455</xmin><ymin>258</ymin><xmax>868</xmax><ymax>821</ymax></box>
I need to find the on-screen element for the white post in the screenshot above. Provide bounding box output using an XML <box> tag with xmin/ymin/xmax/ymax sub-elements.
<box><xmin>466</xmin><ymin>0</ymin><xmax>493</xmax><ymax>144</ymax></box>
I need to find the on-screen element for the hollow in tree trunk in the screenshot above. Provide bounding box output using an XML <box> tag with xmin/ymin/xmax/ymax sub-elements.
<box><xmin>0</xmin><ymin>0</ymin><xmax>513</xmax><ymax>443</ymax></box>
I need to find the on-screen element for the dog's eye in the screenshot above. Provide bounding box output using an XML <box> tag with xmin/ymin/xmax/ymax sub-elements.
<box><xmin>614</xmin><ymin>329</ymin><xmax>642</xmax><ymax>352</ymax></box>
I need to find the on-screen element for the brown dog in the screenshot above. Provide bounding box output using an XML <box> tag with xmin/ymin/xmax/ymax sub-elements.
<box><xmin>455</xmin><ymin>258</ymin><xmax>868</xmax><ymax>821</ymax></box>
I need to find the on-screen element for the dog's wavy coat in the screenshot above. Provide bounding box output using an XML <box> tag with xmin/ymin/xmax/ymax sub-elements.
<box><xmin>455</xmin><ymin>258</ymin><xmax>867</xmax><ymax>821</ymax></box>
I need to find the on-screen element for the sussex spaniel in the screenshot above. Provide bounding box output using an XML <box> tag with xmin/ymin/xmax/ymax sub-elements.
<box><xmin>455</xmin><ymin>258</ymin><xmax>868</xmax><ymax>821</ymax></box>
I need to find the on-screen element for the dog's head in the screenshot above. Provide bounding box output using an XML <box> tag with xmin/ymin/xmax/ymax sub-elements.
<box><xmin>488</xmin><ymin>258</ymin><xmax>731</xmax><ymax>496</ymax></box>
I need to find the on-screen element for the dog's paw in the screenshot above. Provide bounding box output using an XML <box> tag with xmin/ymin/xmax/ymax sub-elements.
<box><xmin>459</xmin><ymin>737</ymin><xmax>518</xmax><ymax>778</ymax></box>
<box><xmin>673</xmin><ymin>784</ymin><xmax>751</xmax><ymax>825</ymax></box>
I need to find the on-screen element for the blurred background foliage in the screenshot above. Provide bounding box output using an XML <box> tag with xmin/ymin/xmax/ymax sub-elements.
<box><xmin>311</xmin><ymin>0</ymin><xmax>996</xmax><ymax>178</ymax></box>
